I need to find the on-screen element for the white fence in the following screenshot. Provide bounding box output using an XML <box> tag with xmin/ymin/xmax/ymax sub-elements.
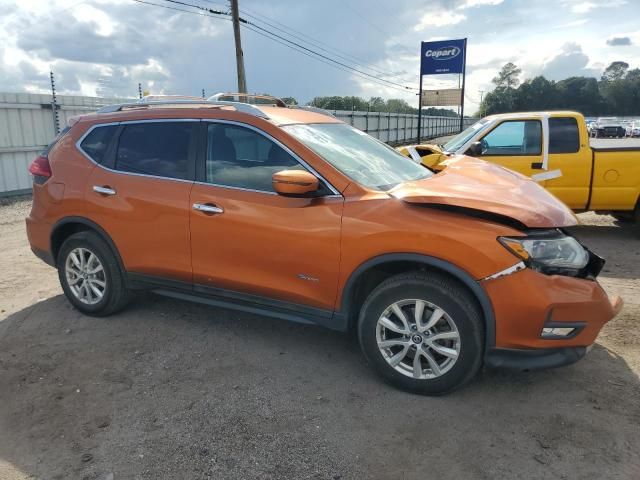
<box><xmin>331</xmin><ymin>110</ymin><xmax>474</xmax><ymax>146</ymax></box>
<box><xmin>0</xmin><ymin>92</ymin><xmax>130</xmax><ymax>196</ymax></box>
<box><xmin>0</xmin><ymin>92</ymin><xmax>473</xmax><ymax>196</ymax></box>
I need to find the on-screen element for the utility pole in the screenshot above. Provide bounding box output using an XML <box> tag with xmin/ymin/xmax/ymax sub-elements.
<box><xmin>479</xmin><ymin>90</ymin><xmax>485</xmax><ymax>117</ymax></box>
<box><xmin>230</xmin><ymin>0</ymin><xmax>247</xmax><ymax>94</ymax></box>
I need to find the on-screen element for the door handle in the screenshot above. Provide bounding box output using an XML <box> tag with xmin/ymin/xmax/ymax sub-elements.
<box><xmin>93</xmin><ymin>185</ymin><xmax>116</xmax><ymax>196</ymax></box>
<box><xmin>193</xmin><ymin>203</ymin><xmax>224</xmax><ymax>215</ymax></box>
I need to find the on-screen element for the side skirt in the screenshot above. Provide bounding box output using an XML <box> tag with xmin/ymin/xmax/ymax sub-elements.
<box><xmin>127</xmin><ymin>272</ymin><xmax>346</xmax><ymax>331</ymax></box>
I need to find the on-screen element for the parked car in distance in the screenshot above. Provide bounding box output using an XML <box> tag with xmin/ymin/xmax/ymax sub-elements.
<box><xmin>625</xmin><ymin>121</ymin><xmax>640</xmax><ymax>138</ymax></box>
<box><xmin>593</xmin><ymin>117</ymin><xmax>626</xmax><ymax>138</ymax></box>
<box><xmin>26</xmin><ymin>95</ymin><xmax>622</xmax><ymax>395</ymax></box>
<box><xmin>398</xmin><ymin>111</ymin><xmax>640</xmax><ymax>223</ymax></box>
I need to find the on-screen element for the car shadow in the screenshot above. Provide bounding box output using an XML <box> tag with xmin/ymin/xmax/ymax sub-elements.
<box><xmin>0</xmin><ymin>294</ymin><xmax>639</xmax><ymax>479</ymax></box>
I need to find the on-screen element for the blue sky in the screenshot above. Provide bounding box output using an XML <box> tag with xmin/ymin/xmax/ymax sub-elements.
<box><xmin>1</xmin><ymin>0</ymin><xmax>639</xmax><ymax>113</ymax></box>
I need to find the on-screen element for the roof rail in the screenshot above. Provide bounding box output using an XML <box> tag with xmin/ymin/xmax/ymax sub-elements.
<box><xmin>208</xmin><ymin>92</ymin><xmax>288</xmax><ymax>108</ymax></box>
<box><xmin>138</xmin><ymin>95</ymin><xmax>204</xmax><ymax>103</ymax></box>
<box><xmin>96</xmin><ymin>99</ymin><xmax>270</xmax><ymax>119</ymax></box>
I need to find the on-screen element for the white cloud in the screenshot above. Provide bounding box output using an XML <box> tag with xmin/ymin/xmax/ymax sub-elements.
<box><xmin>565</xmin><ymin>0</ymin><xmax>627</xmax><ymax>13</ymax></box>
<box><xmin>72</xmin><ymin>4</ymin><xmax>117</xmax><ymax>37</ymax></box>
<box><xmin>553</xmin><ymin>19</ymin><xmax>589</xmax><ymax>29</ymax></box>
<box><xmin>458</xmin><ymin>0</ymin><xmax>504</xmax><ymax>9</ymax></box>
<box><xmin>414</xmin><ymin>11</ymin><xmax>466</xmax><ymax>31</ymax></box>
<box><xmin>572</xmin><ymin>2</ymin><xmax>597</xmax><ymax>13</ymax></box>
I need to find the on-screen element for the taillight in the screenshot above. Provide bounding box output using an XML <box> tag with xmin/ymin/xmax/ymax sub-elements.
<box><xmin>28</xmin><ymin>155</ymin><xmax>52</xmax><ymax>179</ymax></box>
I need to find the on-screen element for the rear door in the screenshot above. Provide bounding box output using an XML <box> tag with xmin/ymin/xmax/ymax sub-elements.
<box><xmin>476</xmin><ymin>119</ymin><xmax>544</xmax><ymax>178</ymax></box>
<box><xmin>83</xmin><ymin>120</ymin><xmax>197</xmax><ymax>283</ymax></box>
<box><xmin>189</xmin><ymin>121</ymin><xmax>343</xmax><ymax>317</ymax></box>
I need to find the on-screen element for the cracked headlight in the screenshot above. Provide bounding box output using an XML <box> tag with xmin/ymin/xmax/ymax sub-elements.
<box><xmin>498</xmin><ymin>230</ymin><xmax>602</xmax><ymax>277</ymax></box>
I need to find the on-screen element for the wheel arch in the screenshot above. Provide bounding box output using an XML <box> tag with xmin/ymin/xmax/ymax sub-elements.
<box><xmin>337</xmin><ymin>253</ymin><xmax>496</xmax><ymax>349</ymax></box>
<box><xmin>51</xmin><ymin>217</ymin><xmax>126</xmax><ymax>274</ymax></box>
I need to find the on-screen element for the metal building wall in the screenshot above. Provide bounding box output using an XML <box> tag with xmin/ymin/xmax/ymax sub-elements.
<box><xmin>0</xmin><ymin>92</ymin><xmax>131</xmax><ymax>196</ymax></box>
<box><xmin>331</xmin><ymin>110</ymin><xmax>475</xmax><ymax>145</ymax></box>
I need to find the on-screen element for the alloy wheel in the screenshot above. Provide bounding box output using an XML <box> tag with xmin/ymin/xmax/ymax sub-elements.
<box><xmin>64</xmin><ymin>247</ymin><xmax>107</xmax><ymax>305</ymax></box>
<box><xmin>376</xmin><ymin>299</ymin><xmax>461</xmax><ymax>379</ymax></box>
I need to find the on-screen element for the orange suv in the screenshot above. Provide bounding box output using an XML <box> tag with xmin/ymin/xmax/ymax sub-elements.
<box><xmin>26</xmin><ymin>94</ymin><xmax>622</xmax><ymax>395</ymax></box>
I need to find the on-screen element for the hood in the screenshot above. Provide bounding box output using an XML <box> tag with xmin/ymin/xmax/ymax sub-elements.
<box><xmin>389</xmin><ymin>156</ymin><xmax>578</xmax><ymax>228</ymax></box>
<box><xmin>416</xmin><ymin>143</ymin><xmax>443</xmax><ymax>154</ymax></box>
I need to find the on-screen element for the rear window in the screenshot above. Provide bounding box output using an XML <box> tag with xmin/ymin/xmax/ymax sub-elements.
<box><xmin>115</xmin><ymin>122</ymin><xmax>193</xmax><ymax>180</ymax></box>
<box><xmin>549</xmin><ymin>118</ymin><xmax>580</xmax><ymax>154</ymax></box>
<box><xmin>79</xmin><ymin>125</ymin><xmax>118</xmax><ymax>164</ymax></box>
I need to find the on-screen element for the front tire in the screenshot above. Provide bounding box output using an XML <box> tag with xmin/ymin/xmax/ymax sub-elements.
<box><xmin>358</xmin><ymin>272</ymin><xmax>483</xmax><ymax>395</ymax></box>
<box><xmin>57</xmin><ymin>231</ymin><xmax>130</xmax><ymax>316</ymax></box>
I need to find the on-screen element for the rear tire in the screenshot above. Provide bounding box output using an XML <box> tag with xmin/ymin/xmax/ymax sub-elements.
<box><xmin>358</xmin><ymin>272</ymin><xmax>484</xmax><ymax>395</ymax></box>
<box><xmin>57</xmin><ymin>231</ymin><xmax>130</xmax><ymax>316</ymax></box>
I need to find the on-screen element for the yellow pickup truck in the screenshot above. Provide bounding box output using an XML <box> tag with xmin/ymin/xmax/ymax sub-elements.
<box><xmin>399</xmin><ymin>111</ymin><xmax>640</xmax><ymax>222</ymax></box>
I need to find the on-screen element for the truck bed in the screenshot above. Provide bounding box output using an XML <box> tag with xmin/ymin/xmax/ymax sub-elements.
<box><xmin>590</xmin><ymin>138</ymin><xmax>640</xmax><ymax>151</ymax></box>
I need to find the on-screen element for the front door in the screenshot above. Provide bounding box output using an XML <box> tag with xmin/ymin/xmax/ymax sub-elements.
<box><xmin>189</xmin><ymin>121</ymin><xmax>343</xmax><ymax>314</ymax></box>
<box><xmin>477</xmin><ymin>119</ymin><xmax>545</xmax><ymax>179</ymax></box>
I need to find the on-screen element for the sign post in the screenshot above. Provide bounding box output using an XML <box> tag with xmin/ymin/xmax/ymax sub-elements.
<box><xmin>417</xmin><ymin>38</ymin><xmax>467</xmax><ymax>143</ymax></box>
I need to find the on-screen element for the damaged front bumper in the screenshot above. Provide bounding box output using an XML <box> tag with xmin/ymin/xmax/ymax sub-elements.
<box><xmin>480</xmin><ymin>260</ymin><xmax>623</xmax><ymax>370</ymax></box>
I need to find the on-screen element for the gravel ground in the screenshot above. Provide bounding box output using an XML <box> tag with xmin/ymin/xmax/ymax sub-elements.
<box><xmin>0</xmin><ymin>198</ymin><xmax>638</xmax><ymax>480</ymax></box>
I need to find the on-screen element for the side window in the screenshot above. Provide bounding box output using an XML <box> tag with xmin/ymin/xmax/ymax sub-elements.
<box><xmin>115</xmin><ymin>122</ymin><xmax>193</xmax><ymax>180</ymax></box>
<box><xmin>206</xmin><ymin>123</ymin><xmax>304</xmax><ymax>192</ymax></box>
<box><xmin>79</xmin><ymin>125</ymin><xmax>117</xmax><ymax>164</ymax></box>
<box><xmin>481</xmin><ymin>120</ymin><xmax>542</xmax><ymax>156</ymax></box>
<box><xmin>549</xmin><ymin>117</ymin><xmax>580</xmax><ymax>154</ymax></box>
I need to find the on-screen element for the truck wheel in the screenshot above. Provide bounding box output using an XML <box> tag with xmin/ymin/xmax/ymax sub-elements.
<box><xmin>57</xmin><ymin>231</ymin><xmax>131</xmax><ymax>316</ymax></box>
<box><xmin>358</xmin><ymin>272</ymin><xmax>483</xmax><ymax>395</ymax></box>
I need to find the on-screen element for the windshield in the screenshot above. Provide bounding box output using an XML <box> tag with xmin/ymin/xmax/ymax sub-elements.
<box><xmin>442</xmin><ymin>119</ymin><xmax>491</xmax><ymax>152</ymax></box>
<box><xmin>283</xmin><ymin>123</ymin><xmax>432</xmax><ymax>191</ymax></box>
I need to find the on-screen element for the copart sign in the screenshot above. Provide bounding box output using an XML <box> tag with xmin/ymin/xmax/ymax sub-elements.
<box><xmin>421</xmin><ymin>39</ymin><xmax>466</xmax><ymax>75</ymax></box>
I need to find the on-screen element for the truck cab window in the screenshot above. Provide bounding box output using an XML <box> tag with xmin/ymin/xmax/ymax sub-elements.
<box><xmin>481</xmin><ymin>120</ymin><xmax>542</xmax><ymax>156</ymax></box>
<box><xmin>549</xmin><ymin>118</ymin><xmax>580</xmax><ymax>154</ymax></box>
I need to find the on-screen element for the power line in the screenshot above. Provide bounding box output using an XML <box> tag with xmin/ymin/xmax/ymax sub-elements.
<box><xmin>131</xmin><ymin>0</ymin><xmax>230</xmax><ymax>20</ymax></box>
<box><xmin>197</xmin><ymin>0</ymin><xmax>415</xmax><ymax>83</ymax></box>
<box><xmin>240</xmin><ymin>23</ymin><xmax>414</xmax><ymax>93</ymax></box>
<box><xmin>144</xmin><ymin>0</ymin><xmax>418</xmax><ymax>92</ymax></box>
<box><xmin>235</xmin><ymin>8</ymin><xmax>410</xmax><ymax>81</ymax></box>
<box><xmin>29</xmin><ymin>0</ymin><xmax>87</xmax><ymax>28</ymax></box>
<box><xmin>242</xmin><ymin>21</ymin><xmax>417</xmax><ymax>91</ymax></box>
<box><xmin>341</xmin><ymin>2</ymin><xmax>390</xmax><ymax>37</ymax></box>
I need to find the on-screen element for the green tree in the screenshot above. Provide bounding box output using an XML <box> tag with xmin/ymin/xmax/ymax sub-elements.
<box><xmin>280</xmin><ymin>96</ymin><xmax>298</xmax><ymax>106</ymax></box>
<box><xmin>555</xmin><ymin>77</ymin><xmax>605</xmax><ymax>115</ymax></box>
<box><xmin>492</xmin><ymin>62</ymin><xmax>522</xmax><ymax>88</ymax></box>
<box><xmin>601</xmin><ymin>61</ymin><xmax>629</xmax><ymax>82</ymax></box>
<box><xmin>513</xmin><ymin>76</ymin><xmax>558</xmax><ymax>111</ymax></box>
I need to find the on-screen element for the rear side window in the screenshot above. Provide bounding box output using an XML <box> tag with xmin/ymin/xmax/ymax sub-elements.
<box><xmin>549</xmin><ymin>117</ymin><xmax>580</xmax><ymax>154</ymax></box>
<box><xmin>79</xmin><ymin>125</ymin><xmax>117</xmax><ymax>164</ymax></box>
<box><xmin>205</xmin><ymin>123</ymin><xmax>303</xmax><ymax>192</ymax></box>
<box><xmin>115</xmin><ymin>122</ymin><xmax>193</xmax><ymax>180</ymax></box>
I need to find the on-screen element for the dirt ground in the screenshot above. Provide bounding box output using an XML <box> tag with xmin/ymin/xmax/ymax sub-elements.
<box><xmin>0</xmin><ymin>198</ymin><xmax>638</xmax><ymax>480</ymax></box>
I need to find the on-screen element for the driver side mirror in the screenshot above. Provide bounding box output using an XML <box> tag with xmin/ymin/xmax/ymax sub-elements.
<box><xmin>466</xmin><ymin>141</ymin><xmax>483</xmax><ymax>157</ymax></box>
<box><xmin>272</xmin><ymin>170</ymin><xmax>320</xmax><ymax>196</ymax></box>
